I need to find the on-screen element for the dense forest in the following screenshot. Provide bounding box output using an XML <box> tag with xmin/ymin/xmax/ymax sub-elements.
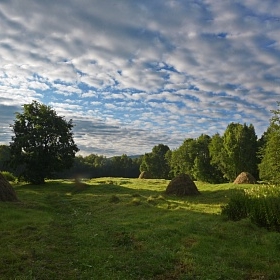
<box><xmin>1</xmin><ymin>103</ymin><xmax>280</xmax><ymax>184</ymax></box>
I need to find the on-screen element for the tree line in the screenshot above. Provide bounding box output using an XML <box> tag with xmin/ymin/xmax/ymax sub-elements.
<box><xmin>0</xmin><ymin>100</ymin><xmax>280</xmax><ymax>184</ymax></box>
<box><xmin>140</xmin><ymin>103</ymin><xmax>280</xmax><ymax>184</ymax></box>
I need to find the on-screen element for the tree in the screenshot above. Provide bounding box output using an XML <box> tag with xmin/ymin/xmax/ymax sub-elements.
<box><xmin>259</xmin><ymin>102</ymin><xmax>280</xmax><ymax>183</ymax></box>
<box><xmin>169</xmin><ymin>138</ymin><xmax>197</xmax><ymax>178</ymax></box>
<box><xmin>0</xmin><ymin>145</ymin><xmax>11</xmax><ymax>172</ymax></box>
<box><xmin>210</xmin><ymin>123</ymin><xmax>258</xmax><ymax>181</ymax></box>
<box><xmin>192</xmin><ymin>134</ymin><xmax>224</xmax><ymax>183</ymax></box>
<box><xmin>140</xmin><ymin>144</ymin><xmax>170</xmax><ymax>179</ymax></box>
<box><xmin>209</xmin><ymin>133</ymin><xmax>227</xmax><ymax>182</ymax></box>
<box><xmin>169</xmin><ymin>134</ymin><xmax>224</xmax><ymax>183</ymax></box>
<box><xmin>222</xmin><ymin>123</ymin><xmax>258</xmax><ymax>181</ymax></box>
<box><xmin>109</xmin><ymin>154</ymin><xmax>139</xmax><ymax>177</ymax></box>
<box><xmin>9</xmin><ymin>101</ymin><xmax>79</xmax><ymax>184</ymax></box>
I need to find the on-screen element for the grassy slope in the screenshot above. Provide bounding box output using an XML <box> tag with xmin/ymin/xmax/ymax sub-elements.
<box><xmin>1</xmin><ymin>178</ymin><xmax>280</xmax><ymax>280</ymax></box>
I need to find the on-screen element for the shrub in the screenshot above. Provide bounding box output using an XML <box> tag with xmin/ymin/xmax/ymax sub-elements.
<box><xmin>130</xmin><ymin>198</ymin><xmax>141</xmax><ymax>206</ymax></box>
<box><xmin>1</xmin><ymin>171</ymin><xmax>16</xmax><ymax>182</ymax></box>
<box><xmin>221</xmin><ymin>190</ymin><xmax>250</xmax><ymax>221</ymax></box>
<box><xmin>246</xmin><ymin>185</ymin><xmax>280</xmax><ymax>231</ymax></box>
<box><xmin>222</xmin><ymin>185</ymin><xmax>280</xmax><ymax>232</ymax></box>
<box><xmin>147</xmin><ymin>196</ymin><xmax>157</xmax><ymax>205</ymax></box>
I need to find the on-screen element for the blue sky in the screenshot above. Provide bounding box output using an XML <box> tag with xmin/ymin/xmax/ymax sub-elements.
<box><xmin>0</xmin><ymin>0</ymin><xmax>280</xmax><ymax>156</ymax></box>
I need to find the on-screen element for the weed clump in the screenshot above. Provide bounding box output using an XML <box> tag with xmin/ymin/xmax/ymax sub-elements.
<box><xmin>222</xmin><ymin>185</ymin><xmax>280</xmax><ymax>232</ymax></box>
<box><xmin>129</xmin><ymin>198</ymin><xmax>141</xmax><ymax>206</ymax></box>
<box><xmin>221</xmin><ymin>190</ymin><xmax>250</xmax><ymax>221</ymax></box>
<box><xmin>131</xmin><ymin>193</ymin><xmax>141</xmax><ymax>197</ymax></box>
<box><xmin>147</xmin><ymin>195</ymin><xmax>157</xmax><ymax>205</ymax></box>
<box><xmin>109</xmin><ymin>195</ymin><xmax>120</xmax><ymax>203</ymax></box>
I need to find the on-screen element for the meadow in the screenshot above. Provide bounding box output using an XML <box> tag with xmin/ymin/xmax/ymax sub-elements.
<box><xmin>1</xmin><ymin>178</ymin><xmax>280</xmax><ymax>280</ymax></box>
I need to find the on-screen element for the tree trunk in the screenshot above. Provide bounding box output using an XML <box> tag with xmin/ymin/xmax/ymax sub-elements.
<box><xmin>0</xmin><ymin>172</ymin><xmax>19</xmax><ymax>202</ymax></box>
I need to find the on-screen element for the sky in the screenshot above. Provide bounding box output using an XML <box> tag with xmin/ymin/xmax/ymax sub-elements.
<box><xmin>0</xmin><ymin>0</ymin><xmax>280</xmax><ymax>157</ymax></box>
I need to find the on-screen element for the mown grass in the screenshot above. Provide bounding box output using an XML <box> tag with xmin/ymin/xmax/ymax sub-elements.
<box><xmin>1</xmin><ymin>178</ymin><xmax>280</xmax><ymax>279</ymax></box>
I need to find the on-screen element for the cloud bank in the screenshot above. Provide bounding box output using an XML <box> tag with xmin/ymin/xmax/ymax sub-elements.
<box><xmin>1</xmin><ymin>0</ymin><xmax>280</xmax><ymax>156</ymax></box>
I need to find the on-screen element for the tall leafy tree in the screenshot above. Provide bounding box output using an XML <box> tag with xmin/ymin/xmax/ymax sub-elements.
<box><xmin>109</xmin><ymin>154</ymin><xmax>139</xmax><ymax>177</ymax></box>
<box><xmin>0</xmin><ymin>145</ymin><xmax>12</xmax><ymax>172</ymax></box>
<box><xmin>259</xmin><ymin>102</ymin><xmax>280</xmax><ymax>183</ymax></box>
<box><xmin>9</xmin><ymin>101</ymin><xmax>79</xmax><ymax>184</ymax></box>
<box><xmin>140</xmin><ymin>144</ymin><xmax>170</xmax><ymax>179</ymax></box>
<box><xmin>170</xmin><ymin>134</ymin><xmax>224</xmax><ymax>183</ymax></box>
<box><xmin>193</xmin><ymin>134</ymin><xmax>224</xmax><ymax>183</ymax></box>
<box><xmin>209</xmin><ymin>133</ymin><xmax>226</xmax><ymax>175</ymax></box>
<box><xmin>212</xmin><ymin>123</ymin><xmax>258</xmax><ymax>181</ymax></box>
<box><xmin>170</xmin><ymin>138</ymin><xmax>197</xmax><ymax>178</ymax></box>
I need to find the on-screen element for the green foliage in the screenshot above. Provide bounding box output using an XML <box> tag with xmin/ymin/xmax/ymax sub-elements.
<box><xmin>259</xmin><ymin>131</ymin><xmax>280</xmax><ymax>183</ymax></box>
<box><xmin>259</xmin><ymin>103</ymin><xmax>280</xmax><ymax>183</ymax></box>
<box><xmin>246</xmin><ymin>186</ymin><xmax>280</xmax><ymax>231</ymax></box>
<box><xmin>9</xmin><ymin>101</ymin><xmax>79</xmax><ymax>184</ymax></box>
<box><xmin>193</xmin><ymin>134</ymin><xmax>224</xmax><ymax>183</ymax></box>
<box><xmin>210</xmin><ymin>123</ymin><xmax>258</xmax><ymax>181</ymax></box>
<box><xmin>109</xmin><ymin>154</ymin><xmax>139</xmax><ymax>177</ymax></box>
<box><xmin>221</xmin><ymin>190</ymin><xmax>250</xmax><ymax>221</ymax></box>
<box><xmin>170</xmin><ymin>135</ymin><xmax>224</xmax><ymax>183</ymax></box>
<box><xmin>0</xmin><ymin>145</ymin><xmax>12</xmax><ymax>172</ymax></box>
<box><xmin>170</xmin><ymin>138</ymin><xmax>197</xmax><ymax>178</ymax></box>
<box><xmin>222</xmin><ymin>185</ymin><xmax>280</xmax><ymax>232</ymax></box>
<box><xmin>1</xmin><ymin>171</ymin><xmax>16</xmax><ymax>182</ymax></box>
<box><xmin>140</xmin><ymin>144</ymin><xmax>170</xmax><ymax>179</ymax></box>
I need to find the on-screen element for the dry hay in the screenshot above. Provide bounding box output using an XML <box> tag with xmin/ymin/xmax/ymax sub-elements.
<box><xmin>165</xmin><ymin>174</ymin><xmax>200</xmax><ymax>196</ymax></box>
<box><xmin>233</xmin><ymin>172</ymin><xmax>257</xmax><ymax>184</ymax></box>
<box><xmin>138</xmin><ymin>171</ymin><xmax>151</xmax><ymax>179</ymax></box>
<box><xmin>0</xmin><ymin>172</ymin><xmax>19</xmax><ymax>202</ymax></box>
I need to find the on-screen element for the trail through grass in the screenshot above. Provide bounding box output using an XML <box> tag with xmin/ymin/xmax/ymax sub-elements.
<box><xmin>1</xmin><ymin>178</ymin><xmax>280</xmax><ymax>279</ymax></box>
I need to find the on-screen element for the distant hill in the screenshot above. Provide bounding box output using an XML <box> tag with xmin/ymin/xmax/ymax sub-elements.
<box><xmin>128</xmin><ymin>155</ymin><xmax>143</xmax><ymax>159</ymax></box>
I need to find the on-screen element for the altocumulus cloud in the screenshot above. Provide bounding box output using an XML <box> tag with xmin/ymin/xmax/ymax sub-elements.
<box><xmin>0</xmin><ymin>0</ymin><xmax>280</xmax><ymax>156</ymax></box>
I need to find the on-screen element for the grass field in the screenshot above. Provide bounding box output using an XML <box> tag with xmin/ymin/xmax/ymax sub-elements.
<box><xmin>1</xmin><ymin>178</ymin><xmax>280</xmax><ymax>280</ymax></box>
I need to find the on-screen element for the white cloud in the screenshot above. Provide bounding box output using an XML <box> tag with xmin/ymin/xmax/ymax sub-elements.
<box><xmin>0</xmin><ymin>0</ymin><xmax>279</xmax><ymax>156</ymax></box>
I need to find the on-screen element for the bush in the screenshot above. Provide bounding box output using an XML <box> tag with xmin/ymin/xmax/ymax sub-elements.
<box><xmin>221</xmin><ymin>190</ymin><xmax>250</xmax><ymax>221</ymax></box>
<box><xmin>247</xmin><ymin>185</ymin><xmax>280</xmax><ymax>231</ymax></box>
<box><xmin>222</xmin><ymin>185</ymin><xmax>280</xmax><ymax>232</ymax></box>
<box><xmin>1</xmin><ymin>171</ymin><xmax>16</xmax><ymax>182</ymax></box>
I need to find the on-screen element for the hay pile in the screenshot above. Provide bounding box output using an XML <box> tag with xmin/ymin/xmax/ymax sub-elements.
<box><xmin>165</xmin><ymin>174</ymin><xmax>200</xmax><ymax>196</ymax></box>
<box><xmin>138</xmin><ymin>171</ymin><xmax>151</xmax><ymax>179</ymax></box>
<box><xmin>233</xmin><ymin>172</ymin><xmax>256</xmax><ymax>184</ymax></box>
<box><xmin>0</xmin><ymin>172</ymin><xmax>19</xmax><ymax>202</ymax></box>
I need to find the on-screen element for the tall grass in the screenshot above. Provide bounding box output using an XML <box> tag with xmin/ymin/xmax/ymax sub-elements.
<box><xmin>222</xmin><ymin>184</ymin><xmax>280</xmax><ymax>232</ymax></box>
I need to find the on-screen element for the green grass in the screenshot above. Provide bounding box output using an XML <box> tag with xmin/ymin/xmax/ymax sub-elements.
<box><xmin>1</xmin><ymin>178</ymin><xmax>280</xmax><ymax>279</ymax></box>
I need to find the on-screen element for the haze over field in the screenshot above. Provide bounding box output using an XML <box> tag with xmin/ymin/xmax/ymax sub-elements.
<box><xmin>1</xmin><ymin>0</ymin><xmax>280</xmax><ymax>156</ymax></box>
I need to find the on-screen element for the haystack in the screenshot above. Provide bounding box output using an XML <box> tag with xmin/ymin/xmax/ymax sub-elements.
<box><xmin>0</xmin><ymin>172</ymin><xmax>19</xmax><ymax>202</ymax></box>
<box><xmin>138</xmin><ymin>171</ymin><xmax>151</xmax><ymax>179</ymax></box>
<box><xmin>233</xmin><ymin>172</ymin><xmax>256</xmax><ymax>184</ymax></box>
<box><xmin>165</xmin><ymin>174</ymin><xmax>200</xmax><ymax>196</ymax></box>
